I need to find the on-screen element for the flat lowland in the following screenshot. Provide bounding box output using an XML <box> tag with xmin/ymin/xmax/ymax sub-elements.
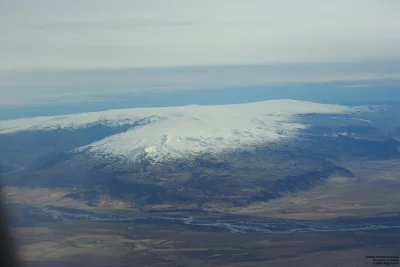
<box><xmin>231</xmin><ymin>159</ymin><xmax>400</xmax><ymax>219</ymax></box>
<box><xmin>16</xmin><ymin>221</ymin><xmax>400</xmax><ymax>267</ymax></box>
<box><xmin>6</xmin><ymin>159</ymin><xmax>400</xmax><ymax>266</ymax></box>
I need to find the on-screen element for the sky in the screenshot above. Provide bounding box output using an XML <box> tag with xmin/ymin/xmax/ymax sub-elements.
<box><xmin>0</xmin><ymin>0</ymin><xmax>400</xmax><ymax>109</ymax></box>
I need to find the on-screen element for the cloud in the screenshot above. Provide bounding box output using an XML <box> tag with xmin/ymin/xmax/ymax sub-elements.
<box><xmin>33</xmin><ymin>19</ymin><xmax>194</xmax><ymax>31</ymax></box>
<box><xmin>343</xmin><ymin>84</ymin><xmax>373</xmax><ymax>88</ymax></box>
<box><xmin>1</xmin><ymin>0</ymin><xmax>400</xmax><ymax>70</ymax></box>
<box><xmin>1</xmin><ymin>0</ymin><xmax>400</xmax><ymax>108</ymax></box>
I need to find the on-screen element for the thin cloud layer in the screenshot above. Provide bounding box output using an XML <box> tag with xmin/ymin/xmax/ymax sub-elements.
<box><xmin>0</xmin><ymin>0</ymin><xmax>399</xmax><ymax>108</ymax></box>
<box><xmin>1</xmin><ymin>0</ymin><xmax>400</xmax><ymax>70</ymax></box>
<box><xmin>1</xmin><ymin>62</ymin><xmax>400</xmax><ymax>108</ymax></box>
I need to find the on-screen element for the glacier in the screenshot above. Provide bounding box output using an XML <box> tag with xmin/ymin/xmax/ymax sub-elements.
<box><xmin>0</xmin><ymin>99</ymin><xmax>368</xmax><ymax>162</ymax></box>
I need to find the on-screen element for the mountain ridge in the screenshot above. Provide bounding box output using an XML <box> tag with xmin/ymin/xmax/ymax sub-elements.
<box><xmin>0</xmin><ymin>99</ymin><xmax>370</xmax><ymax>164</ymax></box>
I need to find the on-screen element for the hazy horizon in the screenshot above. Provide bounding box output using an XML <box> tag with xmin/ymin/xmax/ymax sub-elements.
<box><xmin>1</xmin><ymin>0</ymin><xmax>400</xmax><ymax>111</ymax></box>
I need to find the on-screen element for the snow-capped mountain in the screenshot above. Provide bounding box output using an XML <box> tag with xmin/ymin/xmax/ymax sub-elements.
<box><xmin>0</xmin><ymin>99</ymin><xmax>368</xmax><ymax>163</ymax></box>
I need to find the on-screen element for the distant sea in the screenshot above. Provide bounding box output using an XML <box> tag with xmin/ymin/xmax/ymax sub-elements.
<box><xmin>1</xmin><ymin>79</ymin><xmax>400</xmax><ymax>120</ymax></box>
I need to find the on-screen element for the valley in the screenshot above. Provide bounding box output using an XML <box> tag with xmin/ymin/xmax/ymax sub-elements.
<box><xmin>11</xmin><ymin>206</ymin><xmax>400</xmax><ymax>267</ymax></box>
<box><xmin>1</xmin><ymin>100</ymin><xmax>400</xmax><ymax>266</ymax></box>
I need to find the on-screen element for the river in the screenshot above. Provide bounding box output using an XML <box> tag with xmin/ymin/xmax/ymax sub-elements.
<box><xmin>19</xmin><ymin>205</ymin><xmax>400</xmax><ymax>234</ymax></box>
